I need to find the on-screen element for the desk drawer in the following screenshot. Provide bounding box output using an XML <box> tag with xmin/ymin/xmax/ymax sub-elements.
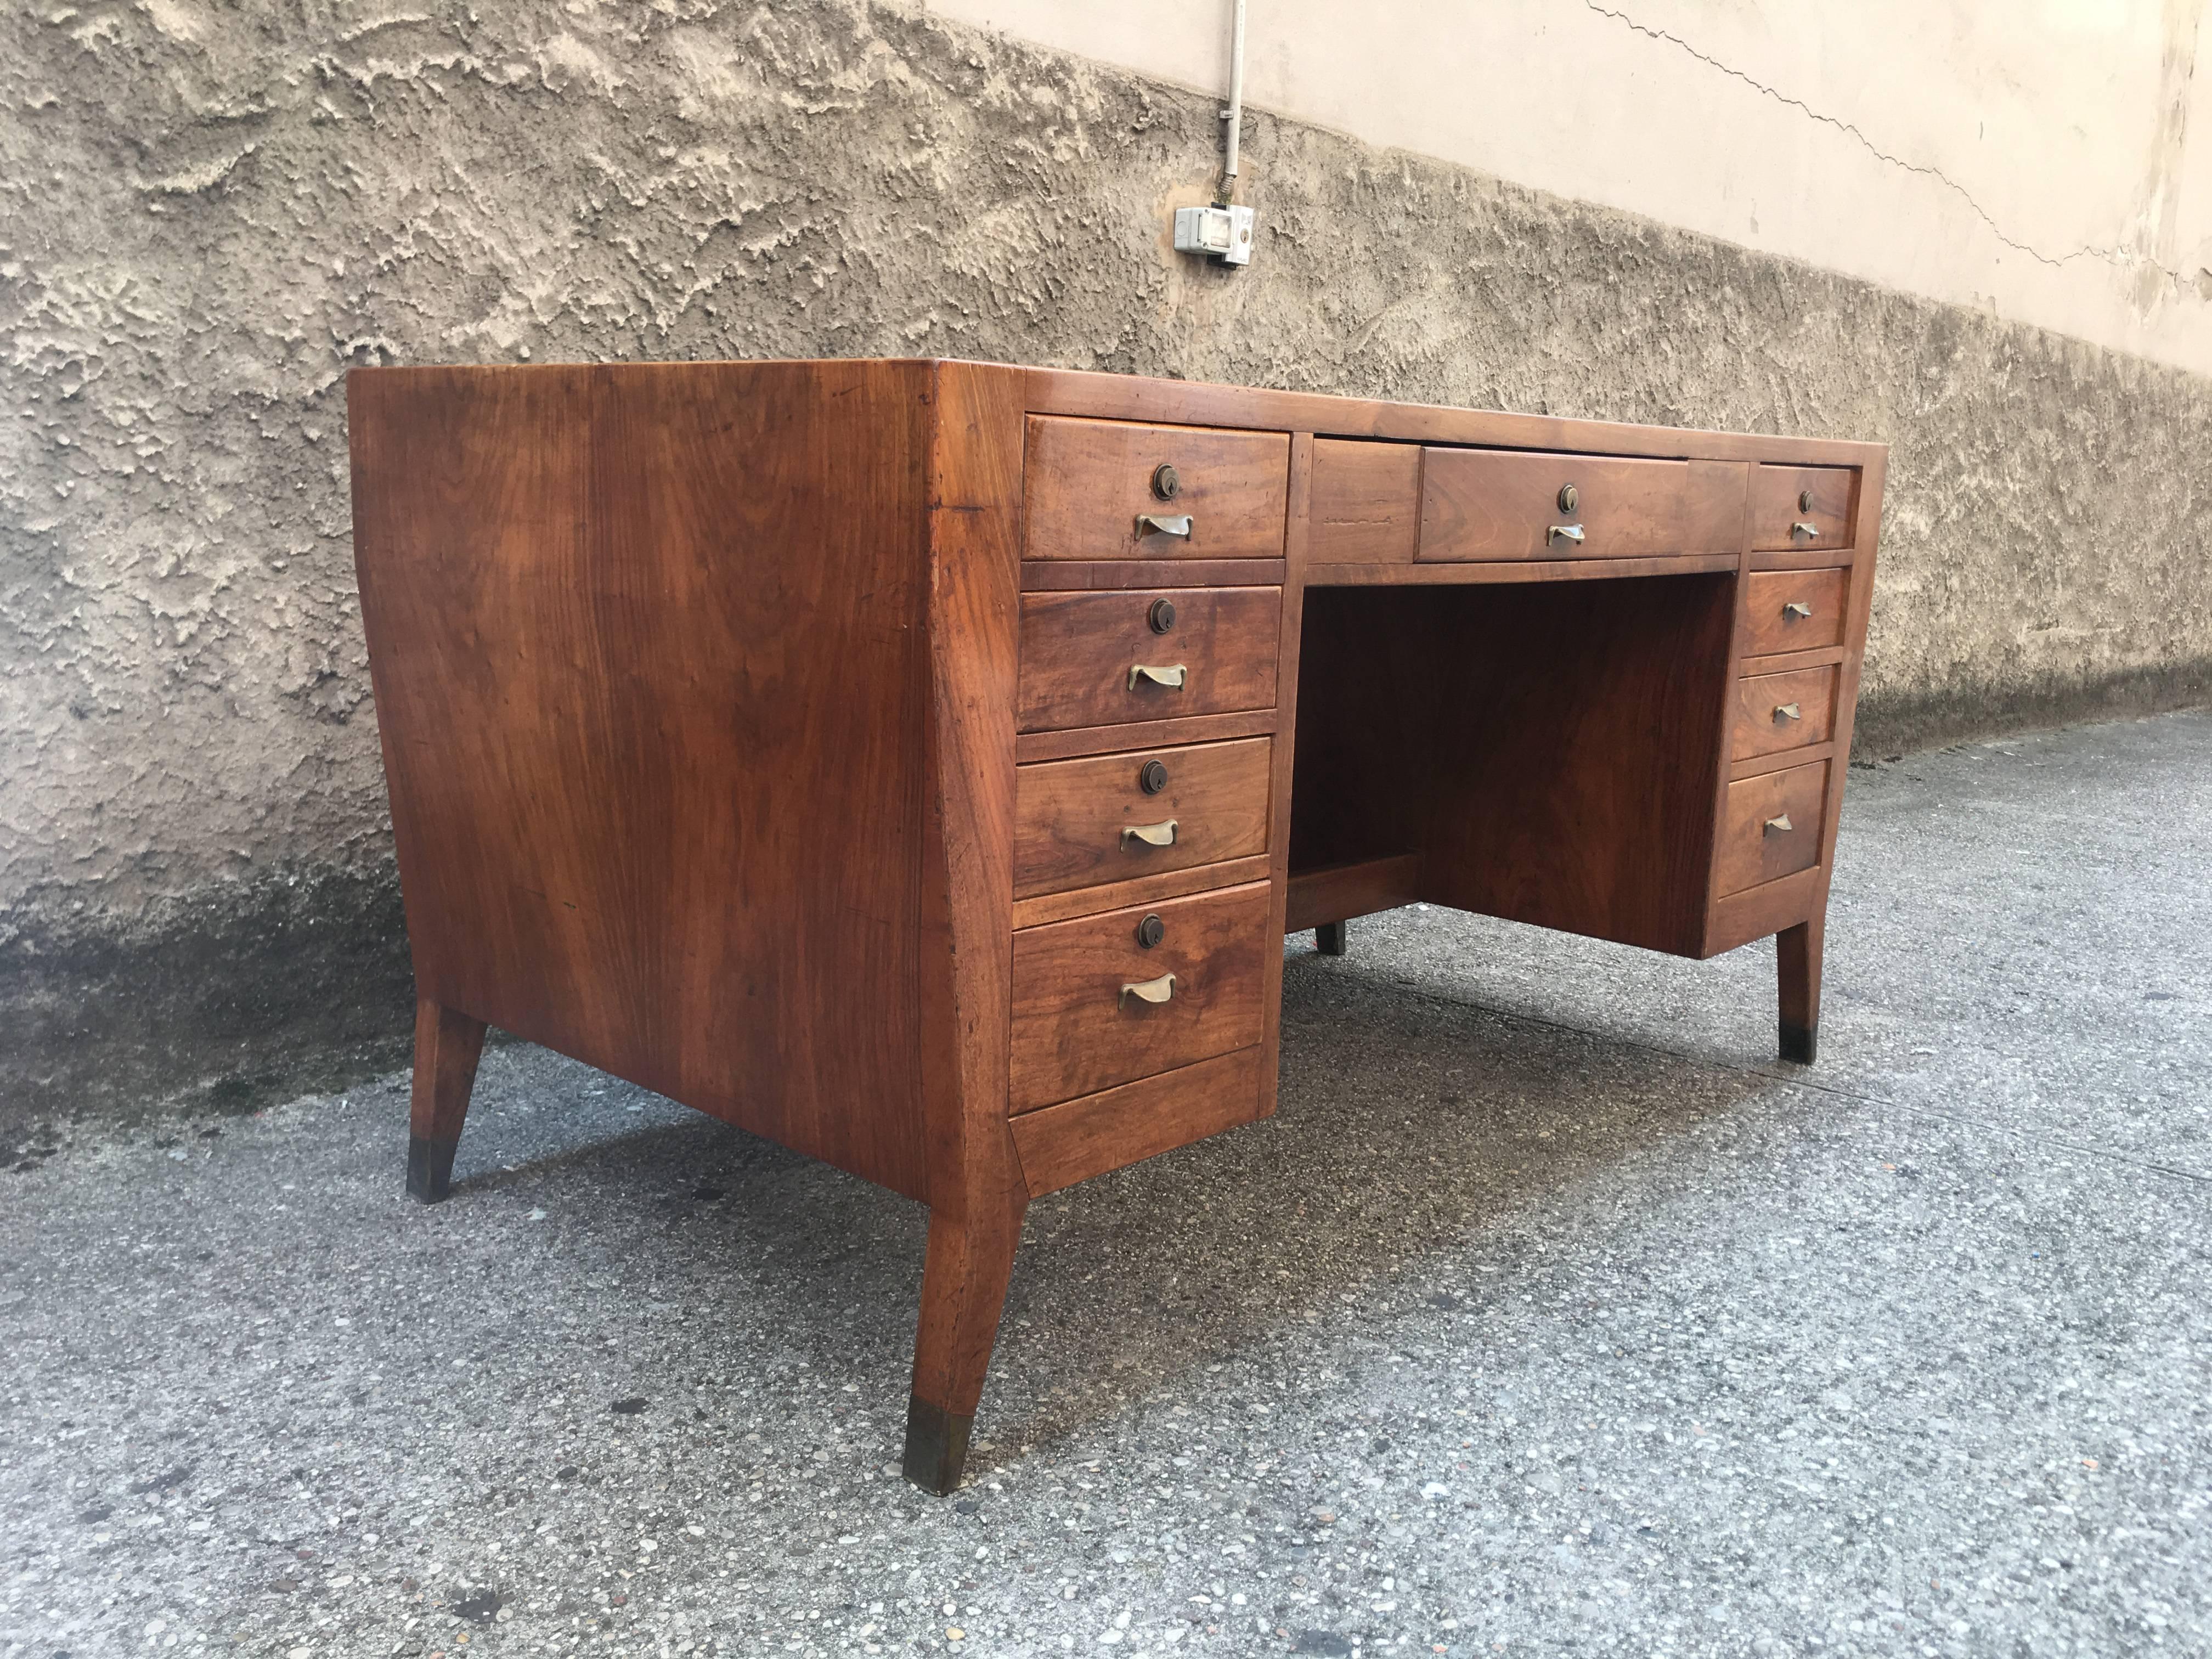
<box><xmin>1751</xmin><ymin>464</ymin><xmax>1854</xmax><ymax>551</ymax></box>
<box><xmin>1310</xmin><ymin>439</ymin><xmax>1421</xmax><ymax>563</ymax></box>
<box><xmin>1015</xmin><ymin>737</ymin><xmax>1272</xmax><ymax>900</ymax></box>
<box><xmin>1008</xmin><ymin>882</ymin><xmax>1269</xmax><ymax>1113</ymax></box>
<box><xmin>1742</xmin><ymin>568</ymin><xmax>1848</xmax><ymax>657</ymax></box>
<box><xmin>1017</xmin><ymin>586</ymin><xmax>1281</xmax><ymax>733</ymax></box>
<box><xmin>1419</xmin><ymin>449</ymin><xmax>1743</xmax><ymax>562</ymax></box>
<box><xmin>1731</xmin><ymin>665</ymin><xmax>1839</xmax><ymax>761</ymax></box>
<box><xmin>1717</xmin><ymin>760</ymin><xmax>1827</xmax><ymax>896</ymax></box>
<box><xmin>1025</xmin><ymin>416</ymin><xmax>1290</xmax><ymax>561</ymax></box>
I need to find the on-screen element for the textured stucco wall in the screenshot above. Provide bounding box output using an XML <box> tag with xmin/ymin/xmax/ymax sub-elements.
<box><xmin>934</xmin><ymin>0</ymin><xmax>2212</xmax><ymax>376</ymax></box>
<box><xmin>4</xmin><ymin>0</ymin><xmax>2210</xmax><ymax>1121</ymax></box>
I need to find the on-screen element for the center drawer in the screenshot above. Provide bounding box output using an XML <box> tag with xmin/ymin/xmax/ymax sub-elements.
<box><xmin>1008</xmin><ymin>882</ymin><xmax>1270</xmax><ymax>1114</ymax></box>
<box><xmin>1014</xmin><ymin>737</ymin><xmax>1273</xmax><ymax>899</ymax></box>
<box><xmin>1017</xmin><ymin>586</ymin><xmax>1281</xmax><ymax>733</ymax></box>
<box><xmin>1419</xmin><ymin>449</ymin><xmax>1744</xmax><ymax>562</ymax></box>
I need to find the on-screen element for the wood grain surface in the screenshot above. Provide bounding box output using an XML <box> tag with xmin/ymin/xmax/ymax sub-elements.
<box><xmin>1013</xmin><ymin>737</ymin><xmax>1273</xmax><ymax>899</ymax></box>
<box><xmin>1015</xmin><ymin>586</ymin><xmax>1282</xmax><ymax>733</ymax></box>
<box><xmin>1308</xmin><ymin>438</ymin><xmax>1420</xmax><ymax>563</ymax></box>
<box><xmin>1741</xmin><ymin>568</ymin><xmax>1848</xmax><ymax>656</ymax></box>
<box><xmin>1023</xmin><ymin>416</ymin><xmax>1289</xmax><ymax>561</ymax></box>
<box><xmin>1731</xmin><ymin>665</ymin><xmax>1839</xmax><ymax>761</ymax></box>
<box><xmin>352</xmin><ymin>359</ymin><xmax>939</xmax><ymax>1198</ymax></box>
<box><xmin>1716</xmin><ymin>759</ymin><xmax>1829</xmax><ymax>897</ymax></box>
<box><xmin>1750</xmin><ymin>463</ymin><xmax>1856</xmax><ymax>551</ymax></box>
<box><xmin>1022</xmin><ymin>365</ymin><xmax>1887</xmax><ymax>469</ymax></box>
<box><xmin>1283</xmin><ymin>854</ymin><xmax>1423</xmax><ymax>934</ymax></box>
<box><xmin>1290</xmin><ymin>574</ymin><xmax>1734</xmax><ymax>955</ymax></box>
<box><xmin>1008</xmin><ymin>881</ymin><xmax>1271</xmax><ymax>1114</ymax></box>
<box><xmin>1419</xmin><ymin>450</ymin><xmax>1745</xmax><ymax>562</ymax></box>
<box><xmin>907</xmin><ymin>360</ymin><xmax>1031</xmax><ymax>1482</ymax></box>
<box><xmin>1010</xmin><ymin>854</ymin><xmax>1275</xmax><ymax>931</ymax></box>
<box><xmin>1008</xmin><ymin>1048</ymin><xmax>1262</xmax><ymax>1198</ymax></box>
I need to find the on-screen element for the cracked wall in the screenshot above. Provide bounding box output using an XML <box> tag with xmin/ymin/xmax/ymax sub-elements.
<box><xmin>938</xmin><ymin>0</ymin><xmax>2212</xmax><ymax>374</ymax></box>
<box><xmin>4</xmin><ymin>0</ymin><xmax>2210</xmax><ymax>1120</ymax></box>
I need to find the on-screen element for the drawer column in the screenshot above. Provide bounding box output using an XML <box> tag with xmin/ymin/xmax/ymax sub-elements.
<box><xmin>1707</xmin><ymin>456</ymin><xmax>1872</xmax><ymax>1064</ymax></box>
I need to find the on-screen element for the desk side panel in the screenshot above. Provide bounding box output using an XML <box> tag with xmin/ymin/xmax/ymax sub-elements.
<box><xmin>350</xmin><ymin>361</ymin><xmax>935</xmax><ymax>1198</ymax></box>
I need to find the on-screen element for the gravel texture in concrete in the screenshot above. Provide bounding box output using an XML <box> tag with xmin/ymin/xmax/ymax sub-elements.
<box><xmin>4</xmin><ymin>710</ymin><xmax>2208</xmax><ymax>1659</ymax></box>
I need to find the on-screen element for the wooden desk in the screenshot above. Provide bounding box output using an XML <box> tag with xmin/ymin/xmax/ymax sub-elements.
<box><xmin>348</xmin><ymin>360</ymin><xmax>1883</xmax><ymax>1492</ymax></box>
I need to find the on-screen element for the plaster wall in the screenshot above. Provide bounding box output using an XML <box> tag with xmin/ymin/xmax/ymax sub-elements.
<box><xmin>3</xmin><ymin>0</ymin><xmax>2209</xmax><ymax>1120</ymax></box>
<box><xmin>935</xmin><ymin>0</ymin><xmax>2212</xmax><ymax>375</ymax></box>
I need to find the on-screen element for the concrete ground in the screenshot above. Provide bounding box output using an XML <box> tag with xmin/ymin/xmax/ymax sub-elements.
<box><xmin>4</xmin><ymin>711</ymin><xmax>2208</xmax><ymax>1659</ymax></box>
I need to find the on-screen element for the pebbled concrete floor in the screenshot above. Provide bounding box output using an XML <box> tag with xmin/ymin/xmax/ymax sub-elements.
<box><xmin>3</xmin><ymin>711</ymin><xmax>2208</xmax><ymax>1659</ymax></box>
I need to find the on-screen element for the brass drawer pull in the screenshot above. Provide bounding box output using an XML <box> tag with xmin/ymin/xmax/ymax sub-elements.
<box><xmin>1773</xmin><ymin>702</ymin><xmax>1802</xmax><ymax>723</ymax></box>
<box><xmin>1782</xmin><ymin>601</ymin><xmax>1814</xmax><ymax>619</ymax></box>
<box><xmin>1791</xmin><ymin>521</ymin><xmax>1821</xmax><ymax>539</ymax></box>
<box><xmin>1547</xmin><ymin>523</ymin><xmax>1586</xmax><ymax>546</ymax></box>
<box><xmin>1120</xmin><ymin>971</ymin><xmax>1177</xmax><ymax>1007</ymax></box>
<box><xmin>1136</xmin><ymin>513</ymin><xmax>1193</xmax><ymax>539</ymax></box>
<box><xmin>1121</xmin><ymin>819</ymin><xmax>1178</xmax><ymax>850</ymax></box>
<box><xmin>1128</xmin><ymin>663</ymin><xmax>1187</xmax><ymax>691</ymax></box>
<box><xmin>1764</xmin><ymin>814</ymin><xmax>1794</xmax><ymax>835</ymax></box>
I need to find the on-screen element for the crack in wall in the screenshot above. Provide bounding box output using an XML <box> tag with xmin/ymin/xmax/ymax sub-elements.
<box><xmin>5</xmin><ymin>0</ymin><xmax>2212</xmax><ymax>936</ymax></box>
<box><xmin>1583</xmin><ymin>1</ymin><xmax>2191</xmax><ymax>283</ymax></box>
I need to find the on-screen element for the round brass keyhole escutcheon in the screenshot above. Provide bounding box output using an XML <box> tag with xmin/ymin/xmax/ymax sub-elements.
<box><xmin>1148</xmin><ymin>597</ymin><xmax>1177</xmax><ymax>634</ymax></box>
<box><xmin>1798</xmin><ymin>489</ymin><xmax>1815</xmax><ymax>514</ymax></box>
<box><xmin>1558</xmin><ymin>483</ymin><xmax>1578</xmax><ymax>515</ymax></box>
<box><xmin>1152</xmin><ymin>463</ymin><xmax>1181</xmax><ymax>501</ymax></box>
<box><xmin>1135</xmin><ymin>913</ymin><xmax>1165</xmax><ymax>949</ymax></box>
<box><xmin>1138</xmin><ymin>759</ymin><xmax>1169</xmax><ymax>795</ymax></box>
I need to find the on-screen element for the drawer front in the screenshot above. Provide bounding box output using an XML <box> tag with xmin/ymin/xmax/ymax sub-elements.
<box><xmin>1717</xmin><ymin>760</ymin><xmax>1828</xmax><ymax>897</ymax></box>
<box><xmin>1310</xmin><ymin>439</ymin><xmax>1421</xmax><ymax>563</ymax></box>
<box><xmin>1017</xmin><ymin>586</ymin><xmax>1281</xmax><ymax>733</ymax></box>
<box><xmin>1731</xmin><ymin>665</ymin><xmax>1839</xmax><ymax>761</ymax></box>
<box><xmin>1014</xmin><ymin>737</ymin><xmax>1273</xmax><ymax>900</ymax></box>
<box><xmin>1742</xmin><ymin>568</ymin><xmax>1848</xmax><ymax>657</ymax></box>
<box><xmin>1008</xmin><ymin>882</ymin><xmax>1269</xmax><ymax>1113</ymax></box>
<box><xmin>1024</xmin><ymin>416</ymin><xmax>1290</xmax><ymax>561</ymax></box>
<box><xmin>1752</xmin><ymin>464</ymin><xmax>1855</xmax><ymax>552</ymax></box>
<box><xmin>1419</xmin><ymin>449</ymin><xmax>1743</xmax><ymax>562</ymax></box>
<box><xmin>1008</xmin><ymin>1048</ymin><xmax>1262</xmax><ymax>1198</ymax></box>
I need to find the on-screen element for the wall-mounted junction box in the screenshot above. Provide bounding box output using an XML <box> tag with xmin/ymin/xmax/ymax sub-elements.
<box><xmin>1173</xmin><ymin>204</ymin><xmax>1255</xmax><ymax>267</ymax></box>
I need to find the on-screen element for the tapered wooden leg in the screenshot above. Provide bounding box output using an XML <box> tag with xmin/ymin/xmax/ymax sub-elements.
<box><xmin>1777</xmin><ymin>917</ymin><xmax>1822</xmax><ymax>1064</ymax></box>
<box><xmin>904</xmin><ymin>1193</ymin><xmax>1027</xmax><ymax>1494</ymax></box>
<box><xmin>1316</xmin><ymin>920</ymin><xmax>1348</xmax><ymax>957</ymax></box>
<box><xmin>407</xmin><ymin>998</ymin><xmax>487</xmax><ymax>1203</ymax></box>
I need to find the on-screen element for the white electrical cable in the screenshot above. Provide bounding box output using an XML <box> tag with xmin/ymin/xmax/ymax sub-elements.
<box><xmin>1220</xmin><ymin>0</ymin><xmax>1246</xmax><ymax>200</ymax></box>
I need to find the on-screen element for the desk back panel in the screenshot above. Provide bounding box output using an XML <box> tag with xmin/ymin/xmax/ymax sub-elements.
<box><xmin>1291</xmin><ymin>574</ymin><xmax>1734</xmax><ymax>955</ymax></box>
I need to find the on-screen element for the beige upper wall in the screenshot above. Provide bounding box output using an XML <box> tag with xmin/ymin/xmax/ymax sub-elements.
<box><xmin>929</xmin><ymin>0</ymin><xmax>2212</xmax><ymax>376</ymax></box>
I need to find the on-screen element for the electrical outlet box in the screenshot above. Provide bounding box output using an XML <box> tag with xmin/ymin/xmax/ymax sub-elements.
<box><xmin>1173</xmin><ymin>204</ymin><xmax>1255</xmax><ymax>268</ymax></box>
